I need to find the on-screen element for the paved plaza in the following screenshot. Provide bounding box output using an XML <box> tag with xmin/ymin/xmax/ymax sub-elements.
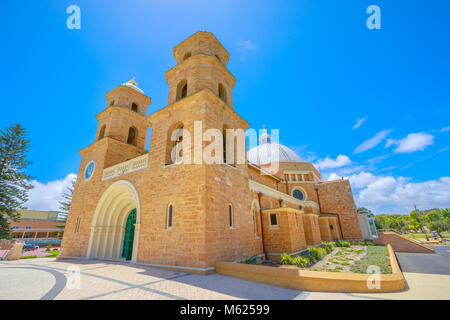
<box><xmin>0</xmin><ymin>250</ymin><xmax>449</xmax><ymax>300</ymax></box>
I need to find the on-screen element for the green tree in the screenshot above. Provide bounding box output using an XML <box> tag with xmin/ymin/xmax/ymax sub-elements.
<box><xmin>0</xmin><ymin>123</ymin><xmax>33</xmax><ymax>239</ymax></box>
<box><xmin>357</xmin><ymin>207</ymin><xmax>374</xmax><ymax>217</ymax></box>
<box><xmin>408</xmin><ymin>210</ymin><xmax>422</xmax><ymax>231</ymax></box>
<box><xmin>58</xmin><ymin>177</ymin><xmax>76</xmax><ymax>222</ymax></box>
<box><xmin>423</xmin><ymin>210</ymin><xmax>449</xmax><ymax>238</ymax></box>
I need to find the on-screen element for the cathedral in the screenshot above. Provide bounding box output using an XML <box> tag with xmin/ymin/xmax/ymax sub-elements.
<box><xmin>60</xmin><ymin>32</ymin><xmax>363</xmax><ymax>274</ymax></box>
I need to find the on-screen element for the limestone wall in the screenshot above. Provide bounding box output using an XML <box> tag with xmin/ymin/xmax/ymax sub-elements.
<box><xmin>317</xmin><ymin>180</ymin><xmax>362</xmax><ymax>240</ymax></box>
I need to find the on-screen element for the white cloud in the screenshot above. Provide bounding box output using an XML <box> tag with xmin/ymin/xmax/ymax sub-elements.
<box><xmin>386</xmin><ymin>132</ymin><xmax>434</xmax><ymax>153</ymax></box>
<box><xmin>315</xmin><ymin>155</ymin><xmax>352</xmax><ymax>170</ymax></box>
<box><xmin>351</xmin><ymin>173</ymin><xmax>450</xmax><ymax>214</ymax></box>
<box><xmin>358</xmin><ymin>176</ymin><xmax>450</xmax><ymax>213</ymax></box>
<box><xmin>348</xmin><ymin>171</ymin><xmax>379</xmax><ymax>189</ymax></box>
<box><xmin>439</xmin><ymin>126</ymin><xmax>450</xmax><ymax>132</ymax></box>
<box><xmin>327</xmin><ymin>173</ymin><xmax>343</xmax><ymax>181</ymax></box>
<box><xmin>25</xmin><ymin>173</ymin><xmax>77</xmax><ymax>211</ymax></box>
<box><xmin>353</xmin><ymin>117</ymin><xmax>366</xmax><ymax>130</ymax></box>
<box><xmin>364</xmin><ymin>154</ymin><xmax>389</xmax><ymax>165</ymax></box>
<box><xmin>375</xmin><ymin>166</ymin><xmax>398</xmax><ymax>174</ymax></box>
<box><xmin>237</xmin><ymin>40</ymin><xmax>257</xmax><ymax>51</ymax></box>
<box><xmin>354</xmin><ymin>129</ymin><xmax>392</xmax><ymax>154</ymax></box>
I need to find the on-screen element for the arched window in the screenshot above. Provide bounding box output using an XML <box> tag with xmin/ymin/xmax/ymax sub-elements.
<box><xmin>98</xmin><ymin>125</ymin><xmax>106</xmax><ymax>140</ymax></box>
<box><xmin>292</xmin><ymin>188</ymin><xmax>305</xmax><ymax>201</ymax></box>
<box><xmin>215</xmin><ymin>54</ymin><xmax>221</xmax><ymax>63</ymax></box>
<box><xmin>228</xmin><ymin>204</ymin><xmax>234</xmax><ymax>228</ymax></box>
<box><xmin>181</xmin><ymin>83</ymin><xmax>187</xmax><ymax>98</ymax></box>
<box><xmin>222</xmin><ymin>125</ymin><xmax>237</xmax><ymax>166</ymax></box>
<box><xmin>252</xmin><ymin>208</ymin><xmax>260</xmax><ymax>237</ymax></box>
<box><xmin>131</xmin><ymin>103</ymin><xmax>138</xmax><ymax>113</ymax></box>
<box><xmin>166</xmin><ymin>204</ymin><xmax>173</xmax><ymax>229</ymax></box>
<box><xmin>218</xmin><ymin>83</ymin><xmax>227</xmax><ymax>103</ymax></box>
<box><xmin>183</xmin><ymin>52</ymin><xmax>191</xmax><ymax>60</ymax></box>
<box><xmin>223</xmin><ymin>127</ymin><xmax>227</xmax><ymax>164</ymax></box>
<box><xmin>127</xmin><ymin>127</ymin><xmax>137</xmax><ymax>146</ymax></box>
<box><xmin>109</xmin><ymin>100</ymin><xmax>115</xmax><ymax>106</ymax></box>
<box><xmin>176</xmin><ymin>79</ymin><xmax>188</xmax><ymax>101</ymax></box>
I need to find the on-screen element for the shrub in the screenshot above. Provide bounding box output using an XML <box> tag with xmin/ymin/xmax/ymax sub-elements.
<box><xmin>280</xmin><ymin>253</ymin><xmax>293</xmax><ymax>265</ymax></box>
<box><xmin>307</xmin><ymin>246</ymin><xmax>327</xmax><ymax>261</ymax></box>
<box><xmin>322</xmin><ymin>241</ymin><xmax>336</xmax><ymax>254</ymax></box>
<box><xmin>306</xmin><ymin>255</ymin><xmax>317</xmax><ymax>266</ymax></box>
<box><xmin>292</xmin><ymin>256</ymin><xmax>309</xmax><ymax>268</ymax></box>
<box><xmin>335</xmin><ymin>240</ymin><xmax>350</xmax><ymax>248</ymax></box>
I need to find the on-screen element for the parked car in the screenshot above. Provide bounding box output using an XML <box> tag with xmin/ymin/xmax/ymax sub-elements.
<box><xmin>22</xmin><ymin>244</ymin><xmax>39</xmax><ymax>251</ymax></box>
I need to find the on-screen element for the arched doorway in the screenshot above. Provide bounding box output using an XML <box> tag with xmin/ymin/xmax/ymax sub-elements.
<box><xmin>87</xmin><ymin>180</ymin><xmax>141</xmax><ymax>262</ymax></box>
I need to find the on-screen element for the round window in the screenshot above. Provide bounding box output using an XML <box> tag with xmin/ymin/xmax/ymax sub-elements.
<box><xmin>84</xmin><ymin>161</ymin><xmax>95</xmax><ymax>180</ymax></box>
<box><xmin>292</xmin><ymin>189</ymin><xmax>304</xmax><ymax>201</ymax></box>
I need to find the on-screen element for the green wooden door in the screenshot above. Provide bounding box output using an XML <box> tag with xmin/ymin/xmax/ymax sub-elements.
<box><xmin>122</xmin><ymin>209</ymin><xmax>136</xmax><ymax>260</ymax></box>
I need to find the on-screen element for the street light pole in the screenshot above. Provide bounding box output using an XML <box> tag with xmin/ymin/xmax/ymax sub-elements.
<box><xmin>415</xmin><ymin>205</ymin><xmax>429</xmax><ymax>242</ymax></box>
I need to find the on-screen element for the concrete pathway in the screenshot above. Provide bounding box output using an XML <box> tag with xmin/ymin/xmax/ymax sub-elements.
<box><xmin>0</xmin><ymin>258</ymin><xmax>307</xmax><ymax>300</ymax></box>
<box><xmin>1</xmin><ymin>257</ymin><xmax>448</xmax><ymax>300</ymax></box>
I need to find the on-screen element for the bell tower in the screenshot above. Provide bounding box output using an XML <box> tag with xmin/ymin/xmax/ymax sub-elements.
<box><xmin>165</xmin><ymin>32</ymin><xmax>236</xmax><ymax>107</ymax></box>
<box><xmin>144</xmin><ymin>32</ymin><xmax>260</xmax><ymax>270</ymax></box>
<box><xmin>96</xmin><ymin>78</ymin><xmax>151</xmax><ymax>151</ymax></box>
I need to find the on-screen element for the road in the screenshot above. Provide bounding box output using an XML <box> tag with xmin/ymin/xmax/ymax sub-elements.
<box><xmin>396</xmin><ymin>245</ymin><xmax>450</xmax><ymax>275</ymax></box>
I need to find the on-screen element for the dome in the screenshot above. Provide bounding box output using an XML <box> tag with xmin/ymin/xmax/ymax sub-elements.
<box><xmin>121</xmin><ymin>77</ymin><xmax>144</xmax><ymax>94</ymax></box>
<box><xmin>247</xmin><ymin>130</ymin><xmax>303</xmax><ymax>165</ymax></box>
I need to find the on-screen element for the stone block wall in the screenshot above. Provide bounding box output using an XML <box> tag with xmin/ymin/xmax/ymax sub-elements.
<box><xmin>302</xmin><ymin>214</ymin><xmax>322</xmax><ymax>245</ymax></box>
<box><xmin>318</xmin><ymin>217</ymin><xmax>332</xmax><ymax>242</ymax></box>
<box><xmin>261</xmin><ymin>208</ymin><xmax>307</xmax><ymax>257</ymax></box>
<box><xmin>317</xmin><ymin>180</ymin><xmax>362</xmax><ymax>240</ymax></box>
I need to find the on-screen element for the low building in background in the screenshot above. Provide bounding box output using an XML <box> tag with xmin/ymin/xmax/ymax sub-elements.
<box><xmin>9</xmin><ymin>210</ymin><xmax>65</xmax><ymax>246</ymax></box>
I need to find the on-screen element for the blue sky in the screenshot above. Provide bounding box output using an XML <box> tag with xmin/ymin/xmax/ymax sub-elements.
<box><xmin>1</xmin><ymin>0</ymin><xmax>449</xmax><ymax>214</ymax></box>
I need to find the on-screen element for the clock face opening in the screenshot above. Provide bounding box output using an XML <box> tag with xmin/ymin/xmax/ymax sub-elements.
<box><xmin>85</xmin><ymin>161</ymin><xmax>95</xmax><ymax>180</ymax></box>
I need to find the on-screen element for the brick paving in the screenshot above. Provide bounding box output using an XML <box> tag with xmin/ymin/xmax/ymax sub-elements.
<box><xmin>0</xmin><ymin>258</ymin><xmax>311</xmax><ymax>300</ymax></box>
<box><xmin>3</xmin><ymin>257</ymin><xmax>443</xmax><ymax>300</ymax></box>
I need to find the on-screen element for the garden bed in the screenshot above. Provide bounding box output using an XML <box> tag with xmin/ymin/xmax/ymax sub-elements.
<box><xmin>310</xmin><ymin>245</ymin><xmax>391</xmax><ymax>274</ymax></box>
<box><xmin>217</xmin><ymin>244</ymin><xmax>404</xmax><ymax>293</ymax></box>
<box><xmin>258</xmin><ymin>240</ymin><xmax>392</xmax><ymax>274</ymax></box>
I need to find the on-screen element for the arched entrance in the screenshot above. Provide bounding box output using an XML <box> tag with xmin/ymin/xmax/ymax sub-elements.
<box><xmin>87</xmin><ymin>180</ymin><xmax>141</xmax><ymax>262</ymax></box>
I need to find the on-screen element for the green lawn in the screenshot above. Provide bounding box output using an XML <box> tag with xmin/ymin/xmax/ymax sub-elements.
<box><xmin>405</xmin><ymin>232</ymin><xmax>450</xmax><ymax>240</ymax></box>
<box><xmin>43</xmin><ymin>250</ymin><xmax>60</xmax><ymax>258</ymax></box>
<box><xmin>350</xmin><ymin>246</ymin><xmax>391</xmax><ymax>274</ymax></box>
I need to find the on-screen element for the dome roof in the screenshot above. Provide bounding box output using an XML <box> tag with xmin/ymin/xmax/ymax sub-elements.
<box><xmin>121</xmin><ymin>77</ymin><xmax>144</xmax><ymax>94</ymax></box>
<box><xmin>247</xmin><ymin>130</ymin><xmax>303</xmax><ymax>165</ymax></box>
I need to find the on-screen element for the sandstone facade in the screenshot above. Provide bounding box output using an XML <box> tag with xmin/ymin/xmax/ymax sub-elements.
<box><xmin>60</xmin><ymin>31</ymin><xmax>363</xmax><ymax>273</ymax></box>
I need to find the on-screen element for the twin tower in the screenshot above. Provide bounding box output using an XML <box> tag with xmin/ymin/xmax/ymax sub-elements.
<box><xmin>61</xmin><ymin>32</ymin><xmax>261</xmax><ymax>271</ymax></box>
